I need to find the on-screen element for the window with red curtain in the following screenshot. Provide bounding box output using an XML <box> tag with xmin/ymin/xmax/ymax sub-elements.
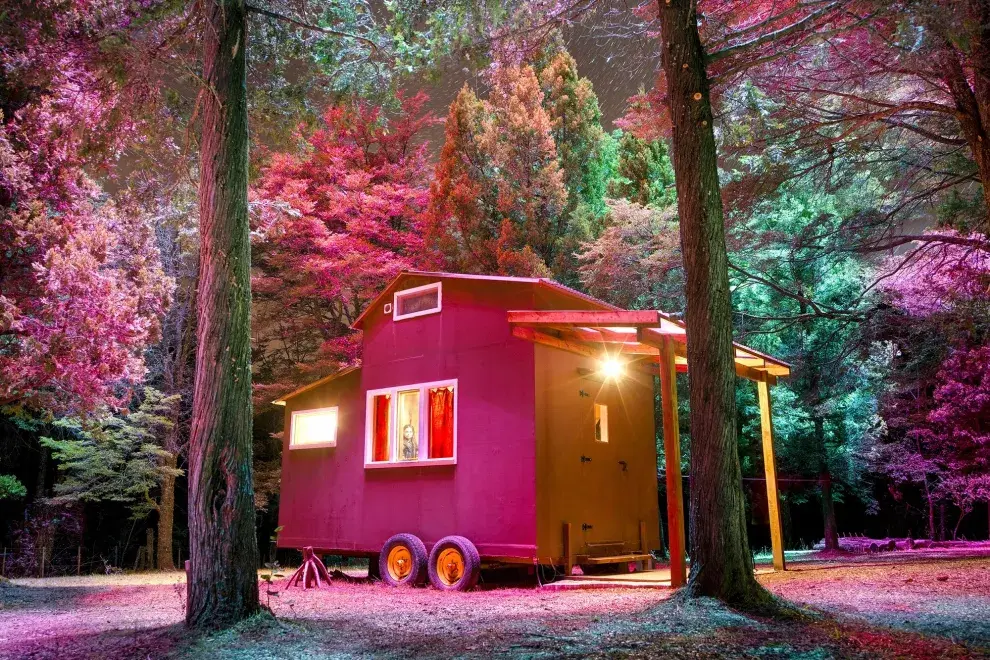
<box><xmin>372</xmin><ymin>394</ymin><xmax>391</xmax><ymax>461</ymax></box>
<box><xmin>429</xmin><ymin>386</ymin><xmax>455</xmax><ymax>459</ymax></box>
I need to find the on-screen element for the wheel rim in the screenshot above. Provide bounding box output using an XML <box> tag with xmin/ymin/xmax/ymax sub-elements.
<box><xmin>435</xmin><ymin>547</ymin><xmax>465</xmax><ymax>587</ymax></box>
<box><xmin>387</xmin><ymin>545</ymin><xmax>413</xmax><ymax>582</ymax></box>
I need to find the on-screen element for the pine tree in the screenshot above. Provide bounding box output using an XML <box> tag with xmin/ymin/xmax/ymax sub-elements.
<box><xmin>426</xmin><ymin>66</ymin><xmax>568</xmax><ymax>276</ymax></box>
<box><xmin>609</xmin><ymin>131</ymin><xmax>676</xmax><ymax>208</ymax></box>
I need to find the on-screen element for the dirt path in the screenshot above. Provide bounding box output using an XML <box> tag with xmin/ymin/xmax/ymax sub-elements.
<box><xmin>1</xmin><ymin>554</ymin><xmax>988</xmax><ymax>659</ymax></box>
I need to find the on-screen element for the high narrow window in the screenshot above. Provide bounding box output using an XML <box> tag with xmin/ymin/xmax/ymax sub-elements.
<box><xmin>429</xmin><ymin>386</ymin><xmax>455</xmax><ymax>459</ymax></box>
<box><xmin>594</xmin><ymin>403</ymin><xmax>608</xmax><ymax>443</ymax></box>
<box><xmin>393</xmin><ymin>282</ymin><xmax>441</xmax><ymax>320</ymax></box>
<box><xmin>371</xmin><ymin>394</ymin><xmax>391</xmax><ymax>462</ymax></box>
<box><xmin>290</xmin><ymin>407</ymin><xmax>338</xmax><ymax>449</ymax></box>
<box><xmin>366</xmin><ymin>379</ymin><xmax>457</xmax><ymax>467</ymax></box>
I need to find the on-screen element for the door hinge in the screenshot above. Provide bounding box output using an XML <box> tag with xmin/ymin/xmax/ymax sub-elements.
<box><xmin>580</xmin><ymin>455</ymin><xmax>592</xmax><ymax>463</ymax></box>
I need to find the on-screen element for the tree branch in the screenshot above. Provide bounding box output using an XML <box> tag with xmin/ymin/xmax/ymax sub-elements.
<box><xmin>707</xmin><ymin>2</ymin><xmax>842</xmax><ymax>64</ymax></box>
<box><xmin>244</xmin><ymin>4</ymin><xmax>379</xmax><ymax>50</ymax></box>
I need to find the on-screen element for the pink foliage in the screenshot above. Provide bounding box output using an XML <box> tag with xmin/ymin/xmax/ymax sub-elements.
<box><xmin>0</xmin><ymin>2</ymin><xmax>171</xmax><ymax>413</ymax></box>
<box><xmin>252</xmin><ymin>93</ymin><xmax>436</xmax><ymax>396</ymax></box>
<box><xmin>920</xmin><ymin>344</ymin><xmax>990</xmax><ymax>505</ymax></box>
<box><xmin>881</xmin><ymin>232</ymin><xmax>990</xmax><ymax>317</ymax></box>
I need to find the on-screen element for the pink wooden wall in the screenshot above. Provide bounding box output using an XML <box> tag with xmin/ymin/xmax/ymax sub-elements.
<box><xmin>278</xmin><ymin>276</ymin><xmax>603</xmax><ymax>560</ymax></box>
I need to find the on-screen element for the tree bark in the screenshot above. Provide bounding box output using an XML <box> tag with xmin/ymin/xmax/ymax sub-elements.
<box><xmin>815</xmin><ymin>417</ymin><xmax>838</xmax><ymax>550</ymax></box>
<box><xmin>156</xmin><ymin>452</ymin><xmax>177</xmax><ymax>571</ymax></box>
<box><xmin>186</xmin><ymin>0</ymin><xmax>260</xmax><ymax>628</ymax></box>
<box><xmin>938</xmin><ymin>44</ymin><xmax>990</xmax><ymax>225</ymax></box>
<box><xmin>656</xmin><ymin>0</ymin><xmax>768</xmax><ymax>607</ymax></box>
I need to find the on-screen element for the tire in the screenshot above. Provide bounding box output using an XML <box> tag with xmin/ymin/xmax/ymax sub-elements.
<box><xmin>379</xmin><ymin>533</ymin><xmax>428</xmax><ymax>587</ymax></box>
<box><xmin>428</xmin><ymin>535</ymin><xmax>481</xmax><ymax>591</ymax></box>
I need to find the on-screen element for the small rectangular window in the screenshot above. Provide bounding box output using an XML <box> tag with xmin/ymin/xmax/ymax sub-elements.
<box><xmin>290</xmin><ymin>407</ymin><xmax>338</xmax><ymax>449</ymax></box>
<box><xmin>371</xmin><ymin>394</ymin><xmax>391</xmax><ymax>462</ymax></box>
<box><xmin>594</xmin><ymin>403</ymin><xmax>608</xmax><ymax>443</ymax></box>
<box><xmin>394</xmin><ymin>282</ymin><xmax>441</xmax><ymax>320</ymax></box>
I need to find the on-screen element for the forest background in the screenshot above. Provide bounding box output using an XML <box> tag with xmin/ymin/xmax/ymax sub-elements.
<box><xmin>1</xmin><ymin>0</ymin><xmax>988</xmax><ymax>575</ymax></box>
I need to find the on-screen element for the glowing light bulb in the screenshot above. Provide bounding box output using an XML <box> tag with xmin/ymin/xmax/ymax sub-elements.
<box><xmin>601</xmin><ymin>357</ymin><xmax>624</xmax><ymax>379</ymax></box>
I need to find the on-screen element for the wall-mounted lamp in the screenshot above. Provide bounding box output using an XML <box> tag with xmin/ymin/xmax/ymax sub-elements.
<box><xmin>600</xmin><ymin>357</ymin><xmax>624</xmax><ymax>380</ymax></box>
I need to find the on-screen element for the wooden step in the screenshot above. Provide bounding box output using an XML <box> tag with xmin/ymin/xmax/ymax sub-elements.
<box><xmin>577</xmin><ymin>553</ymin><xmax>652</xmax><ymax>565</ymax></box>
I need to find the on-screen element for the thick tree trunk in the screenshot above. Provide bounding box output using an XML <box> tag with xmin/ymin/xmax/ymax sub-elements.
<box><xmin>157</xmin><ymin>452</ymin><xmax>177</xmax><ymax>571</ymax></box>
<box><xmin>814</xmin><ymin>417</ymin><xmax>838</xmax><ymax>550</ymax></box>
<box><xmin>656</xmin><ymin>0</ymin><xmax>767</xmax><ymax>607</ymax></box>
<box><xmin>186</xmin><ymin>0</ymin><xmax>259</xmax><ymax>628</ymax></box>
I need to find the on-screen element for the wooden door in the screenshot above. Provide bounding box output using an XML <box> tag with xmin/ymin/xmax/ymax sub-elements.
<box><xmin>577</xmin><ymin>388</ymin><xmax>627</xmax><ymax>553</ymax></box>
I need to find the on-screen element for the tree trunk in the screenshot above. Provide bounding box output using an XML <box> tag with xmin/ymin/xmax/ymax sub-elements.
<box><xmin>938</xmin><ymin>45</ymin><xmax>990</xmax><ymax>226</ymax></box>
<box><xmin>814</xmin><ymin>417</ymin><xmax>838</xmax><ymax>550</ymax></box>
<box><xmin>186</xmin><ymin>0</ymin><xmax>259</xmax><ymax>628</ymax></box>
<box><xmin>656</xmin><ymin>0</ymin><xmax>767</xmax><ymax>607</ymax></box>
<box><xmin>938</xmin><ymin>502</ymin><xmax>947</xmax><ymax>542</ymax></box>
<box><xmin>820</xmin><ymin>473</ymin><xmax>838</xmax><ymax>549</ymax></box>
<box><xmin>145</xmin><ymin>527</ymin><xmax>155</xmax><ymax>570</ymax></box>
<box><xmin>157</xmin><ymin>452</ymin><xmax>177</xmax><ymax>571</ymax></box>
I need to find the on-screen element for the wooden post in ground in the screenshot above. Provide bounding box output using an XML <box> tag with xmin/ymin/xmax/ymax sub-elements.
<box><xmin>757</xmin><ymin>379</ymin><xmax>786</xmax><ymax>571</ymax></box>
<box><xmin>77</xmin><ymin>546</ymin><xmax>82</xmax><ymax>576</ymax></box>
<box><xmin>658</xmin><ymin>337</ymin><xmax>687</xmax><ymax>587</ymax></box>
<box><xmin>563</xmin><ymin>522</ymin><xmax>575</xmax><ymax>576</ymax></box>
<box><xmin>40</xmin><ymin>547</ymin><xmax>45</xmax><ymax>579</ymax></box>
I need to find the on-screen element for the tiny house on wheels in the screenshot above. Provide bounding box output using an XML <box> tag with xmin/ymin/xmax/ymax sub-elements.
<box><xmin>275</xmin><ymin>271</ymin><xmax>791</xmax><ymax>591</ymax></box>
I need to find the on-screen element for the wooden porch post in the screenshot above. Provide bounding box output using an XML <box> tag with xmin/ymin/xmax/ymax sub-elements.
<box><xmin>757</xmin><ymin>379</ymin><xmax>786</xmax><ymax>571</ymax></box>
<box><xmin>658</xmin><ymin>338</ymin><xmax>687</xmax><ymax>587</ymax></box>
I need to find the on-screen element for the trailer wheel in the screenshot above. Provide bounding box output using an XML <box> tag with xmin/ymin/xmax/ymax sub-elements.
<box><xmin>428</xmin><ymin>536</ymin><xmax>481</xmax><ymax>591</ymax></box>
<box><xmin>379</xmin><ymin>534</ymin><xmax>428</xmax><ymax>587</ymax></box>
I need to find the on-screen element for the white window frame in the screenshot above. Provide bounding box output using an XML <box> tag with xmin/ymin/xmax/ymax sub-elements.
<box><xmin>289</xmin><ymin>406</ymin><xmax>339</xmax><ymax>450</ymax></box>
<box><xmin>365</xmin><ymin>378</ymin><xmax>457</xmax><ymax>468</ymax></box>
<box><xmin>393</xmin><ymin>282</ymin><xmax>442</xmax><ymax>321</ymax></box>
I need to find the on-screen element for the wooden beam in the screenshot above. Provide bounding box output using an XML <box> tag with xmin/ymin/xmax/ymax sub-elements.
<box><xmin>552</xmin><ymin>326</ymin><xmax>637</xmax><ymax>343</ymax></box>
<box><xmin>508</xmin><ymin>310</ymin><xmax>662</xmax><ymax>327</ymax></box>
<box><xmin>511</xmin><ymin>326</ymin><xmax>598</xmax><ymax>358</ymax></box>
<box><xmin>658</xmin><ymin>338</ymin><xmax>687</xmax><ymax>588</ymax></box>
<box><xmin>555</xmin><ymin>329</ymin><xmax>659</xmax><ymax>355</ymax></box>
<box><xmin>758</xmin><ymin>380</ymin><xmax>786</xmax><ymax>572</ymax></box>
<box><xmin>640</xmin><ymin>329</ymin><xmax>777</xmax><ymax>384</ymax></box>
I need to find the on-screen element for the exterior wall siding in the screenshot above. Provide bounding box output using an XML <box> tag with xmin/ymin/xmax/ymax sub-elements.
<box><xmin>278</xmin><ymin>278</ymin><xmax>541</xmax><ymax>560</ymax></box>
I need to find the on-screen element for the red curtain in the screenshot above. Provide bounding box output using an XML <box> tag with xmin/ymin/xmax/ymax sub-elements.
<box><xmin>429</xmin><ymin>387</ymin><xmax>454</xmax><ymax>459</ymax></box>
<box><xmin>372</xmin><ymin>394</ymin><xmax>390</xmax><ymax>462</ymax></box>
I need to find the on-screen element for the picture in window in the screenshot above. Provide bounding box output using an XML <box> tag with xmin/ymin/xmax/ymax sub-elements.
<box><xmin>594</xmin><ymin>403</ymin><xmax>608</xmax><ymax>443</ymax></box>
<box><xmin>397</xmin><ymin>389</ymin><xmax>420</xmax><ymax>460</ymax></box>
<box><xmin>372</xmin><ymin>394</ymin><xmax>391</xmax><ymax>461</ymax></box>
<box><xmin>429</xmin><ymin>386</ymin><xmax>455</xmax><ymax>459</ymax></box>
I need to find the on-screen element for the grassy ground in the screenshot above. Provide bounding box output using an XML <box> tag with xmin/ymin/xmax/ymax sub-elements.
<box><xmin>1</xmin><ymin>551</ymin><xmax>988</xmax><ymax>659</ymax></box>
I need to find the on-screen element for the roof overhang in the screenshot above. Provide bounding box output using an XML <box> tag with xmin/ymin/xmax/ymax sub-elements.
<box><xmin>508</xmin><ymin>310</ymin><xmax>790</xmax><ymax>383</ymax></box>
<box><xmin>271</xmin><ymin>366</ymin><xmax>362</xmax><ymax>406</ymax></box>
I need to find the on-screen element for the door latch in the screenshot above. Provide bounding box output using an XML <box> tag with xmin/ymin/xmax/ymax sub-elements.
<box><xmin>580</xmin><ymin>455</ymin><xmax>592</xmax><ymax>463</ymax></box>
<box><xmin>618</xmin><ymin>460</ymin><xmax>628</xmax><ymax>471</ymax></box>
<box><xmin>582</xmin><ymin>523</ymin><xmax>594</xmax><ymax>531</ymax></box>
